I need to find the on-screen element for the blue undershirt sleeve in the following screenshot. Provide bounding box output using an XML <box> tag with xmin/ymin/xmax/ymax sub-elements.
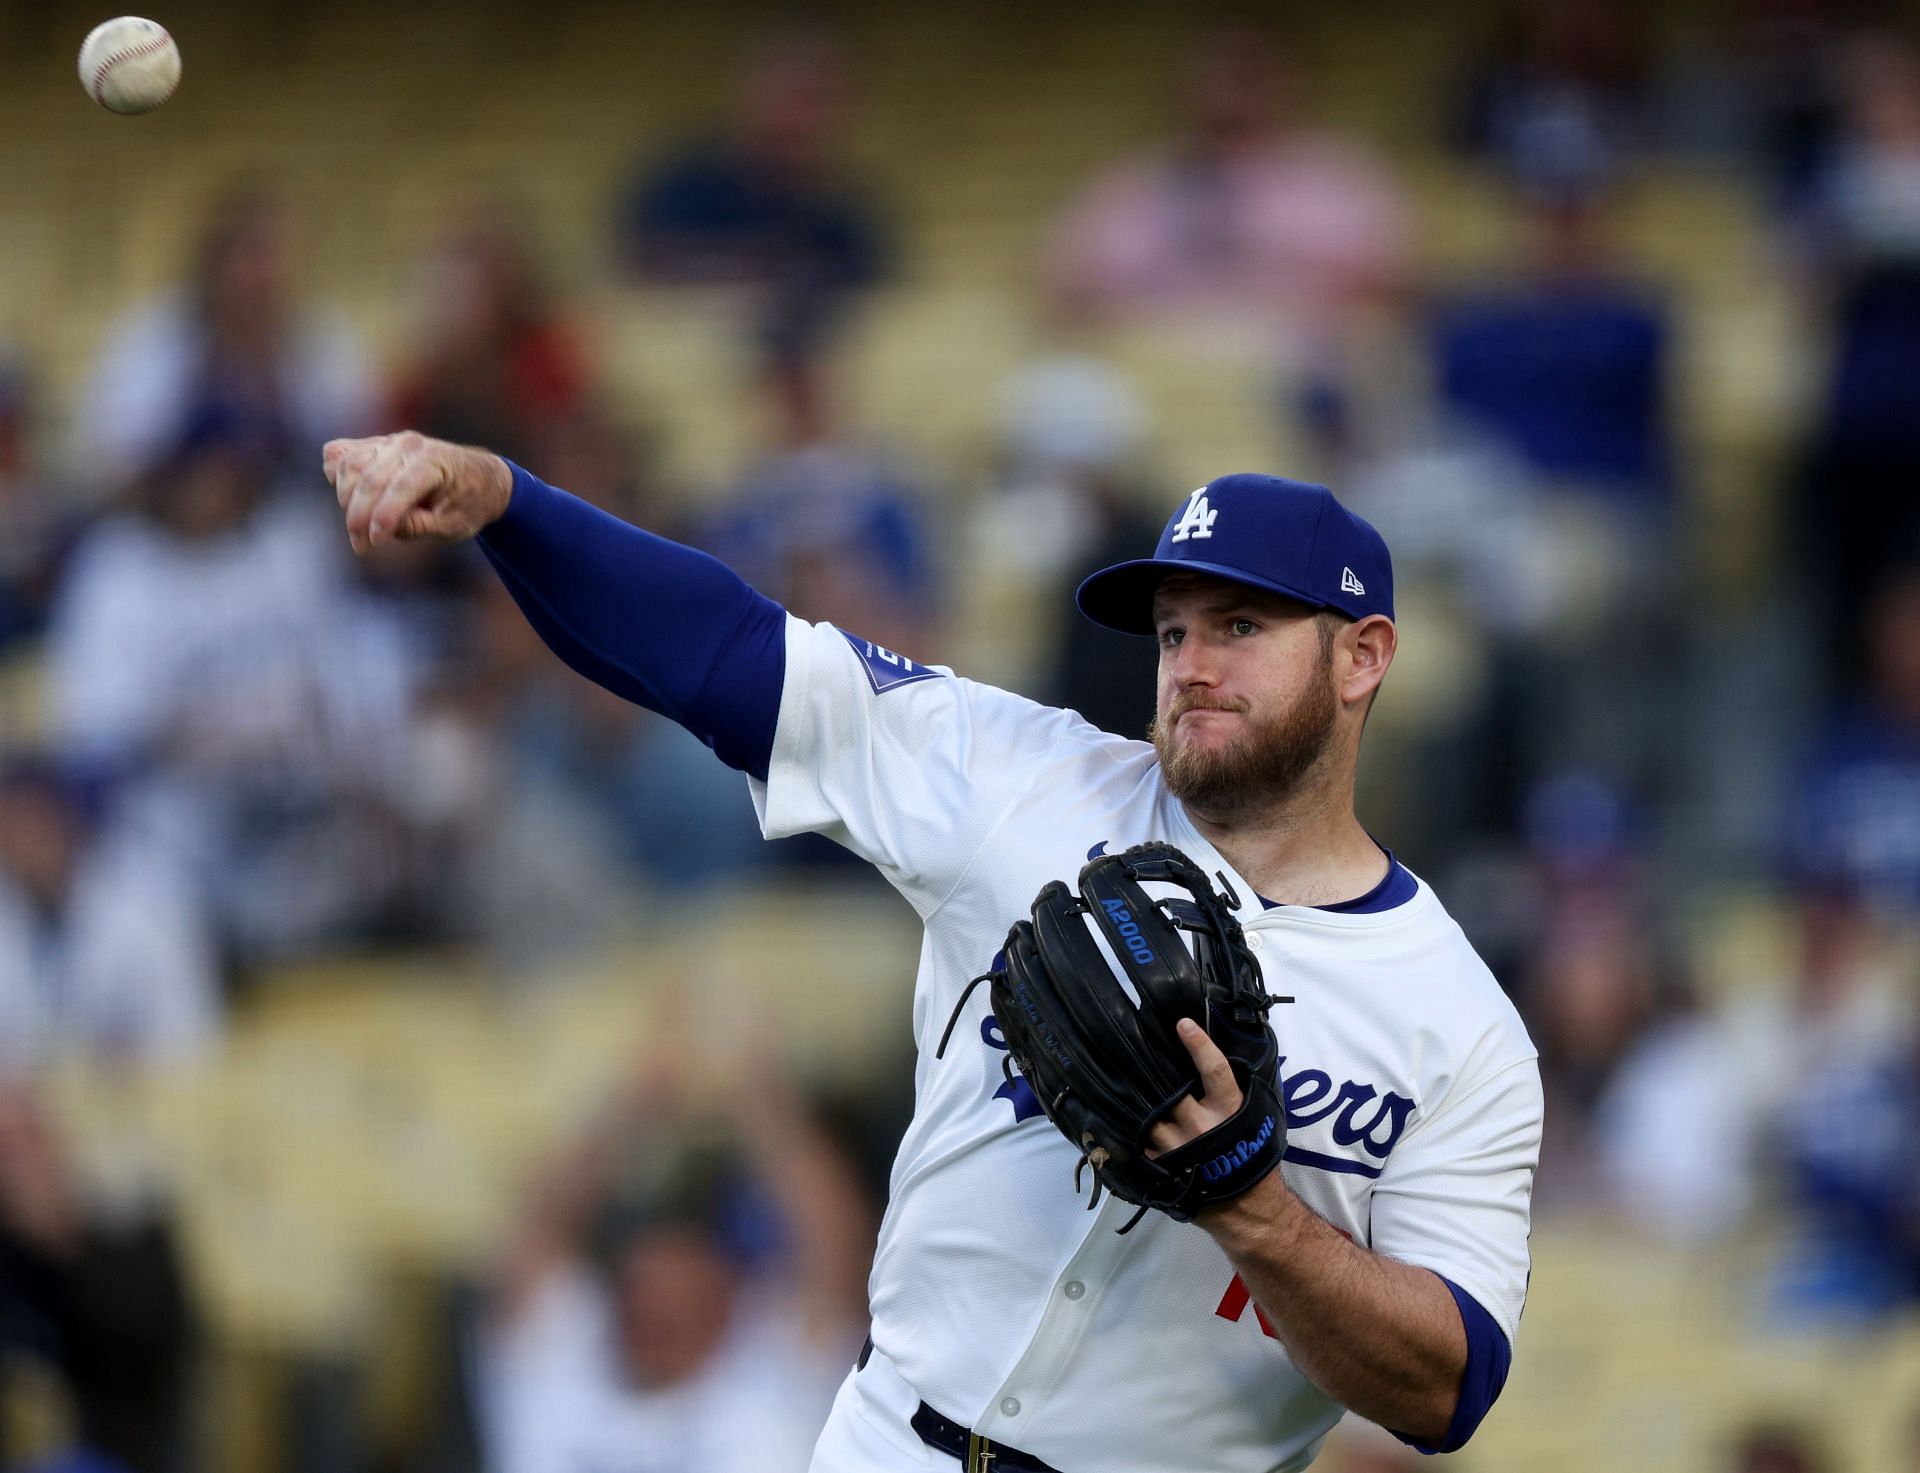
<box><xmin>1391</xmin><ymin>1277</ymin><xmax>1513</xmax><ymax>1455</ymax></box>
<box><xmin>473</xmin><ymin>462</ymin><xmax>787</xmax><ymax>781</ymax></box>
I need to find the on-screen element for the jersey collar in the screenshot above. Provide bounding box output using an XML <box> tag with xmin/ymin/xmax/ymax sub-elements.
<box><xmin>1162</xmin><ymin>803</ymin><xmax>1421</xmax><ymax>921</ymax></box>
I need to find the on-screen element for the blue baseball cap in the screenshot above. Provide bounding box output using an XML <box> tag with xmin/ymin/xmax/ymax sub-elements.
<box><xmin>1075</xmin><ymin>473</ymin><xmax>1394</xmax><ymax>634</ymax></box>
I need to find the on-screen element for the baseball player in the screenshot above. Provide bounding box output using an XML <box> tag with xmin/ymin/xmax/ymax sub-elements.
<box><xmin>326</xmin><ymin>433</ymin><xmax>1541</xmax><ymax>1473</ymax></box>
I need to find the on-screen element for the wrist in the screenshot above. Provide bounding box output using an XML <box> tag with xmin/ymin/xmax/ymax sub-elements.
<box><xmin>480</xmin><ymin>450</ymin><xmax>513</xmax><ymax>526</ymax></box>
<box><xmin>1192</xmin><ymin>1169</ymin><xmax>1309</xmax><ymax>1256</ymax></box>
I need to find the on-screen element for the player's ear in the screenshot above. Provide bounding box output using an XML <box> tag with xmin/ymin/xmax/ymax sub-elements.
<box><xmin>1340</xmin><ymin>615</ymin><xmax>1395</xmax><ymax>706</ymax></box>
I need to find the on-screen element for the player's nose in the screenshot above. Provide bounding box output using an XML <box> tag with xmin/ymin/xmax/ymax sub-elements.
<box><xmin>1166</xmin><ymin>635</ymin><xmax>1222</xmax><ymax>688</ymax></box>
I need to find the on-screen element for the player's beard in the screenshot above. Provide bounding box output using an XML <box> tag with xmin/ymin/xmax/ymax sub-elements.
<box><xmin>1149</xmin><ymin>670</ymin><xmax>1340</xmax><ymax>818</ymax></box>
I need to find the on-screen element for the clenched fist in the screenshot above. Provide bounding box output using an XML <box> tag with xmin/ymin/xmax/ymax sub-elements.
<box><xmin>323</xmin><ymin>432</ymin><xmax>514</xmax><ymax>554</ymax></box>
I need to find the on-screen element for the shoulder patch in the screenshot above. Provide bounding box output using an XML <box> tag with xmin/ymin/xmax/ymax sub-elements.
<box><xmin>837</xmin><ymin>628</ymin><xmax>946</xmax><ymax>694</ymax></box>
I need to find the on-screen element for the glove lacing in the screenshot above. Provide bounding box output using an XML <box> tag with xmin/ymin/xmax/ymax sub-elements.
<box><xmin>933</xmin><ymin>970</ymin><xmax>994</xmax><ymax>1059</ymax></box>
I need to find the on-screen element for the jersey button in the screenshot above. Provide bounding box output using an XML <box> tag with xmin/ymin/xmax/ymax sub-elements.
<box><xmin>1000</xmin><ymin>1397</ymin><xmax>1022</xmax><ymax>1417</ymax></box>
<box><xmin>1246</xmin><ymin>934</ymin><xmax>1266</xmax><ymax>952</ymax></box>
<box><xmin>1063</xmin><ymin>1280</ymin><xmax>1085</xmax><ymax>1300</ymax></box>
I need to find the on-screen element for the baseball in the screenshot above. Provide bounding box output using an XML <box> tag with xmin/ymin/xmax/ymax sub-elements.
<box><xmin>77</xmin><ymin>16</ymin><xmax>181</xmax><ymax>115</ymax></box>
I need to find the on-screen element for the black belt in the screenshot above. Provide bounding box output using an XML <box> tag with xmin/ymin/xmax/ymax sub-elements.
<box><xmin>910</xmin><ymin>1402</ymin><xmax>1065</xmax><ymax>1473</ymax></box>
<box><xmin>858</xmin><ymin>1336</ymin><xmax>1064</xmax><ymax>1473</ymax></box>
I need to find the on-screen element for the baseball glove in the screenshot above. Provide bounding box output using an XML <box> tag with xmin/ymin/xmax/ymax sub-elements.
<box><xmin>939</xmin><ymin>842</ymin><xmax>1286</xmax><ymax>1232</ymax></box>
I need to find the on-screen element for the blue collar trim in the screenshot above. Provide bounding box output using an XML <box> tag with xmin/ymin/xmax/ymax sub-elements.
<box><xmin>1258</xmin><ymin>847</ymin><xmax>1416</xmax><ymax>914</ymax></box>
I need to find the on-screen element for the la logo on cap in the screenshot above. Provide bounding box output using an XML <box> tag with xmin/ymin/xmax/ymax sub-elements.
<box><xmin>1341</xmin><ymin>567</ymin><xmax>1366</xmax><ymax>596</ymax></box>
<box><xmin>1171</xmin><ymin>488</ymin><xmax>1218</xmax><ymax>543</ymax></box>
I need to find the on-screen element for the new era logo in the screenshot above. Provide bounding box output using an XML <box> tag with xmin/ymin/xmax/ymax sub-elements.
<box><xmin>1340</xmin><ymin>567</ymin><xmax>1366</xmax><ymax>596</ymax></box>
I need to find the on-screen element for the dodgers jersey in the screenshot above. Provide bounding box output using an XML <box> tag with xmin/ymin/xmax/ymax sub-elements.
<box><xmin>749</xmin><ymin>618</ymin><xmax>1543</xmax><ymax>1473</ymax></box>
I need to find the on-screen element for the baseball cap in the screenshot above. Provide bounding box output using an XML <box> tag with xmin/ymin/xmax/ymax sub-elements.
<box><xmin>1075</xmin><ymin>473</ymin><xmax>1394</xmax><ymax>634</ymax></box>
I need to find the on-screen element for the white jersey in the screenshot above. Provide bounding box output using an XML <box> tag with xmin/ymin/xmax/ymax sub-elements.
<box><xmin>750</xmin><ymin>618</ymin><xmax>1542</xmax><ymax>1473</ymax></box>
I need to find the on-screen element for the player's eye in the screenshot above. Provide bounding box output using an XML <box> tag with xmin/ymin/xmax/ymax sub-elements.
<box><xmin>1157</xmin><ymin>627</ymin><xmax>1184</xmax><ymax>648</ymax></box>
<box><xmin>1231</xmin><ymin>618</ymin><xmax>1259</xmax><ymax>636</ymax></box>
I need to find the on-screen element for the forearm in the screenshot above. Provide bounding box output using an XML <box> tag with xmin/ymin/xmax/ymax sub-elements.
<box><xmin>1199</xmin><ymin>1175</ymin><xmax>1465</xmax><ymax>1442</ymax></box>
<box><xmin>475</xmin><ymin>464</ymin><xmax>788</xmax><ymax>778</ymax></box>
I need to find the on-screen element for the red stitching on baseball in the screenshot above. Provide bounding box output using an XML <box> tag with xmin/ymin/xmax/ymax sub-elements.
<box><xmin>89</xmin><ymin>28</ymin><xmax>175</xmax><ymax>108</ymax></box>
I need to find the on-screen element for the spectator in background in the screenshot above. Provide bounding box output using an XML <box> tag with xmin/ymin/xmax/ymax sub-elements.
<box><xmin>1473</xmin><ymin>771</ymin><xmax>1754</xmax><ymax>1241</ymax></box>
<box><xmin>967</xmin><ymin>353</ymin><xmax>1161</xmax><ymax>734</ymax></box>
<box><xmin>0</xmin><ymin>758</ymin><xmax>219</xmax><ymax>1075</ymax></box>
<box><xmin>1711</xmin><ymin>561</ymin><xmax>1920</xmax><ymax>1321</ymax></box>
<box><xmin>1046</xmin><ymin>29</ymin><xmax>1408</xmax><ymax>339</ymax></box>
<box><xmin>1553</xmin><ymin>717</ymin><xmax>1918</xmax><ymax>1278</ymax></box>
<box><xmin>390</xmin><ymin>205</ymin><xmax>594</xmax><ymax>467</ymax></box>
<box><xmin>70</xmin><ymin>183</ymin><xmax>373</xmax><ymax>495</ymax></box>
<box><xmin>1545</xmin><ymin>769</ymin><xmax>1755</xmax><ymax>1246</ymax></box>
<box><xmin>1790</xmin><ymin>563</ymin><xmax>1920</xmax><ymax>920</ymax></box>
<box><xmin>1517</xmin><ymin>871</ymin><xmax>1668</xmax><ymax>1215</ymax></box>
<box><xmin>44</xmin><ymin>403</ymin><xmax>426</xmax><ymax>967</ymax></box>
<box><xmin>1451</xmin><ymin>0</ymin><xmax>1653</xmax><ymax>173</ymax></box>
<box><xmin>1431</xmin><ymin>133</ymin><xmax>1671</xmax><ymax>504</ymax></box>
<box><xmin>1426</xmin><ymin>111</ymin><xmax>1678</xmax><ymax>817</ymax></box>
<box><xmin>0</xmin><ymin>1084</ymin><xmax>197</xmax><ymax>1473</ymax></box>
<box><xmin>702</xmin><ymin>347</ymin><xmax>938</xmax><ymax>663</ymax></box>
<box><xmin>1766</xmin><ymin>983</ymin><xmax>1920</xmax><ymax>1322</ymax></box>
<box><xmin>617</xmin><ymin>30</ymin><xmax>889</xmax><ymax>352</ymax></box>
<box><xmin>1589</xmin><ymin>964</ymin><xmax>1757</xmax><ymax>1245</ymax></box>
<box><xmin>1793</xmin><ymin>35</ymin><xmax>1920</xmax><ymax>685</ymax></box>
<box><xmin>1711</xmin><ymin>870</ymin><xmax>1917</xmax><ymax>1323</ymax></box>
<box><xmin>477</xmin><ymin>1034</ymin><xmax>872</xmax><ymax>1473</ymax></box>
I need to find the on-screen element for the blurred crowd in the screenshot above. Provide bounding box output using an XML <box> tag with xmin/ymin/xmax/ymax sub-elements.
<box><xmin>4</xmin><ymin>6</ymin><xmax>1920</xmax><ymax>1472</ymax></box>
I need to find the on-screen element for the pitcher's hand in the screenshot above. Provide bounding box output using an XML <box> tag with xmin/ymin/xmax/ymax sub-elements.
<box><xmin>324</xmin><ymin>431</ymin><xmax>513</xmax><ymax>553</ymax></box>
<box><xmin>1146</xmin><ymin>1019</ymin><xmax>1245</xmax><ymax>1157</ymax></box>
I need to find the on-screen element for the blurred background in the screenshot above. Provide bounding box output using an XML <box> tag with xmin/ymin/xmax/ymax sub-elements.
<box><xmin>1</xmin><ymin>0</ymin><xmax>1918</xmax><ymax>1470</ymax></box>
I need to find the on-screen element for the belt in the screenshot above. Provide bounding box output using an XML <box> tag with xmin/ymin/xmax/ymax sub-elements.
<box><xmin>857</xmin><ymin>1336</ymin><xmax>1064</xmax><ymax>1473</ymax></box>
<box><xmin>910</xmin><ymin>1402</ymin><xmax>1065</xmax><ymax>1473</ymax></box>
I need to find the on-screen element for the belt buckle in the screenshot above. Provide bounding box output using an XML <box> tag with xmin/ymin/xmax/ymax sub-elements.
<box><xmin>966</xmin><ymin>1431</ymin><xmax>998</xmax><ymax>1473</ymax></box>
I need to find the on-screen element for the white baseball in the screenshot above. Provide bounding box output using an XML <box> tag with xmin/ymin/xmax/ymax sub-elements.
<box><xmin>78</xmin><ymin>16</ymin><xmax>181</xmax><ymax>115</ymax></box>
